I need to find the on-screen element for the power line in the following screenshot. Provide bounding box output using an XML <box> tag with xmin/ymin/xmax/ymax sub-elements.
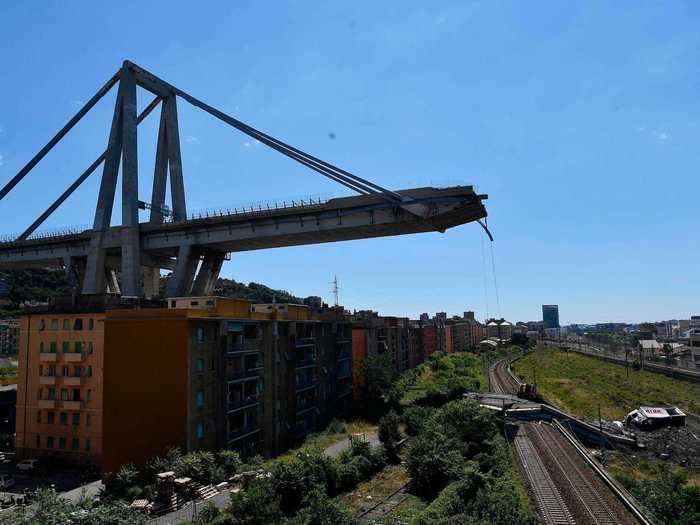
<box><xmin>489</xmin><ymin>239</ymin><xmax>501</xmax><ymax>319</ymax></box>
<box><xmin>480</xmin><ymin>231</ymin><xmax>490</xmax><ymax>321</ymax></box>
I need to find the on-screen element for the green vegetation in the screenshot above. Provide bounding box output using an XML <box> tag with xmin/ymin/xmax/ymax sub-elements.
<box><xmin>3</xmin><ymin>487</ymin><xmax>147</xmax><ymax>524</ymax></box>
<box><xmin>610</xmin><ymin>461</ymin><xmax>700</xmax><ymax>525</ymax></box>
<box><xmin>395</xmin><ymin>351</ymin><xmax>486</xmax><ymax>407</ymax></box>
<box><xmin>512</xmin><ymin>347</ymin><xmax>700</xmax><ymax>419</ymax></box>
<box><xmin>405</xmin><ymin>399</ymin><xmax>535</xmax><ymax>524</ymax></box>
<box><xmin>0</xmin><ymin>268</ymin><xmax>305</xmax><ymax>311</ymax></box>
<box><xmin>0</xmin><ymin>364</ymin><xmax>17</xmax><ymax>385</ymax></box>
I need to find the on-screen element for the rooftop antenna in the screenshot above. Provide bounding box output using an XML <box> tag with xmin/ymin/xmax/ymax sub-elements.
<box><xmin>331</xmin><ymin>275</ymin><xmax>340</xmax><ymax>307</ymax></box>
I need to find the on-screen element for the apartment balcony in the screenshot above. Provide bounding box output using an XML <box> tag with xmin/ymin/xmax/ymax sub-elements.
<box><xmin>228</xmin><ymin>341</ymin><xmax>260</xmax><ymax>354</ymax></box>
<box><xmin>63</xmin><ymin>352</ymin><xmax>84</xmax><ymax>363</ymax></box>
<box><xmin>296</xmin><ymin>404</ymin><xmax>316</xmax><ymax>416</ymax></box>
<box><xmin>227</xmin><ymin>396</ymin><xmax>260</xmax><ymax>413</ymax></box>
<box><xmin>39</xmin><ymin>375</ymin><xmax>56</xmax><ymax>385</ymax></box>
<box><xmin>62</xmin><ymin>400</ymin><xmax>82</xmax><ymax>410</ymax></box>
<box><xmin>336</xmin><ymin>385</ymin><xmax>352</xmax><ymax>398</ymax></box>
<box><xmin>228</xmin><ymin>368</ymin><xmax>262</xmax><ymax>382</ymax></box>
<box><xmin>295</xmin><ymin>337</ymin><xmax>315</xmax><ymax>348</ymax></box>
<box><xmin>39</xmin><ymin>353</ymin><xmax>57</xmax><ymax>362</ymax></box>
<box><xmin>38</xmin><ymin>399</ymin><xmax>56</xmax><ymax>409</ymax></box>
<box><xmin>294</xmin><ymin>377</ymin><xmax>316</xmax><ymax>391</ymax></box>
<box><xmin>228</xmin><ymin>424</ymin><xmax>260</xmax><ymax>442</ymax></box>
<box><xmin>62</xmin><ymin>376</ymin><xmax>84</xmax><ymax>386</ymax></box>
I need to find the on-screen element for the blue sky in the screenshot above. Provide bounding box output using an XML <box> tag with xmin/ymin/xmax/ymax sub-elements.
<box><xmin>1</xmin><ymin>1</ymin><xmax>699</xmax><ymax>324</ymax></box>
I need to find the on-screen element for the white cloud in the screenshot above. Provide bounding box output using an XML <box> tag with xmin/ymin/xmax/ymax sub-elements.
<box><xmin>243</xmin><ymin>139</ymin><xmax>261</xmax><ymax>148</ymax></box>
<box><xmin>636</xmin><ymin>126</ymin><xmax>669</xmax><ymax>141</ymax></box>
<box><xmin>0</xmin><ymin>155</ymin><xmax>4</xmax><ymax>167</ymax></box>
<box><xmin>185</xmin><ymin>135</ymin><xmax>200</xmax><ymax>144</ymax></box>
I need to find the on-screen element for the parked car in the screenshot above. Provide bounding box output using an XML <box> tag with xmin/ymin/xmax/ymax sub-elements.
<box><xmin>0</xmin><ymin>474</ymin><xmax>16</xmax><ymax>490</ymax></box>
<box><xmin>16</xmin><ymin>459</ymin><xmax>39</xmax><ymax>471</ymax></box>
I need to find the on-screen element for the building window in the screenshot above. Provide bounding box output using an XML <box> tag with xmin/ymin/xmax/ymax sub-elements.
<box><xmin>74</xmin><ymin>319</ymin><xmax>83</xmax><ymax>331</ymax></box>
<box><xmin>88</xmin><ymin>318</ymin><xmax>94</xmax><ymax>331</ymax></box>
<box><xmin>47</xmin><ymin>436</ymin><xmax>54</xmax><ymax>449</ymax></box>
<box><xmin>88</xmin><ymin>342</ymin><xmax>94</xmax><ymax>354</ymax></box>
<box><xmin>71</xmin><ymin>438</ymin><xmax>79</xmax><ymax>451</ymax></box>
<box><xmin>244</xmin><ymin>325</ymin><xmax>257</xmax><ymax>339</ymax></box>
<box><xmin>62</xmin><ymin>342</ymin><xmax>69</xmax><ymax>353</ymax></box>
<box><xmin>47</xmin><ymin>411</ymin><xmax>54</xmax><ymax>424</ymax></box>
<box><xmin>36</xmin><ymin>411</ymin><xmax>41</xmax><ymax>424</ymax></box>
<box><xmin>196</xmin><ymin>358</ymin><xmax>204</xmax><ymax>372</ymax></box>
<box><xmin>73</xmin><ymin>389</ymin><xmax>80</xmax><ymax>401</ymax></box>
<box><xmin>60</xmin><ymin>412</ymin><xmax>67</xmax><ymax>425</ymax></box>
<box><xmin>39</xmin><ymin>320</ymin><xmax>46</xmax><ymax>331</ymax></box>
<box><xmin>39</xmin><ymin>342</ymin><xmax>44</xmax><ymax>353</ymax></box>
<box><xmin>196</xmin><ymin>327</ymin><xmax>205</xmax><ymax>342</ymax></box>
<box><xmin>50</xmin><ymin>319</ymin><xmax>58</xmax><ymax>331</ymax></box>
<box><xmin>62</xmin><ymin>366</ymin><xmax>69</xmax><ymax>376</ymax></box>
<box><xmin>196</xmin><ymin>391</ymin><xmax>204</xmax><ymax>407</ymax></box>
<box><xmin>72</xmin><ymin>413</ymin><xmax>80</xmax><ymax>426</ymax></box>
<box><xmin>47</xmin><ymin>388</ymin><xmax>56</xmax><ymax>400</ymax></box>
<box><xmin>86</xmin><ymin>366</ymin><xmax>92</xmax><ymax>377</ymax></box>
<box><xmin>60</xmin><ymin>389</ymin><xmax>68</xmax><ymax>401</ymax></box>
<box><xmin>59</xmin><ymin>437</ymin><xmax>66</xmax><ymax>449</ymax></box>
<box><xmin>50</xmin><ymin>342</ymin><xmax>58</xmax><ymax>353</ymax></box>
<box><xmin>36</xmin><ymin>435</ymin><xmax>41</xmax><ymax>448</ymax></box>
<box><xmin>85</xmin><ymin>439</ymin><xmax>91</xmax><ymax>452</ymax></box>
<box><xmin>196</xmin><ymin>422</ymin><xmax>204</xmax><ymax>439</ymax></box>
<box><xmin>62</xmin><ymin>319</ymin><xmax>70</xmax><ymax>330</ymax></box>
<box><xmin>75</xmin><ymin>342</ymin><xmax>82</xmax><ymax>353</ymax></box>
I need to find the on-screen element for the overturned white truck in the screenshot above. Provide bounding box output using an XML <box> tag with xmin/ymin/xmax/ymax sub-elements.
<box><xmin>625</xmin><ymin>406</ymin><xmax>686</xmax><ymax>429</ymax></box>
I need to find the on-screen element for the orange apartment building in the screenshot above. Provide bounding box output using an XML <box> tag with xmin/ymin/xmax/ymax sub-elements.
<box><xmin>16</xmin><ymin>297</ymin><xmax>353</xmax><ymax>472</ymax></box>
<box><xmin>16</xmin><ymin>312</ymin><xmax>105</xmax><ymax>467</ymax></box>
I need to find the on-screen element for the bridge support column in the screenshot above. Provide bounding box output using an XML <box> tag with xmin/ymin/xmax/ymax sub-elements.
<box><xmin>165</xmin><ymin>244</ymin><xmax>199</xmax><ymax>297</ymax></box>
<box><xmin>82</xmin><ymin>233</ymin><xmax>107</xmax><ymax>294</ymax></box>
<box><xmin>105</xmin><ymin>268</ymin><xmax>121</xmax><ymax>295</ymax></box>
<box><xmin>191</xmin><ymin>251</ymin><xmax>226</xmax><ymax>296</ymax></box>
<box><xmin>63</xmin><ymin>256</ymin><xmax>85</xmax><ymax>293</ymax></box>
<box><xmin>142</xmin><ymin>267</ymin><xmax>161</xmax><ymax>299</ymax></box>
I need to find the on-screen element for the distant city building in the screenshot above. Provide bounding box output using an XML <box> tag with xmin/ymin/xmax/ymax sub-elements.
<box><xmin>542</xmin><ymin>305</ymin><xmax>560</xmax><ymax>329</ymax></box>
<box><xmin>419</xmin><ymin>313</ymin><xmax>430</xmax><ymax>322</ymax></box>
<box><xmin>0</xmin><ymin>280</ymin><xmax>10</xmax><ymax>307</ymax></box>
<box><xmin>485</xmin><ymin>318</ymin><xmax>513</xmax><ymax>342</ymax></box>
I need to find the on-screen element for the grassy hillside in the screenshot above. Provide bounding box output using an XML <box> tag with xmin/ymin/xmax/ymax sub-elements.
<box><xmin>512</xmin><ymin>347</ymin><xmax>700</xmax><ymax>419</ymax></box>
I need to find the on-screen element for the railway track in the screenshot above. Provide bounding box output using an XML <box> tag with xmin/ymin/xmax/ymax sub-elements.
<box><xmin>523</xmin><ymin>423</ymin><xmax>637</xmax><ymax>524</ymax></box>
<box><xmin>513</xmin><ymin>431</ymin><xmax>576</xmax><ymax>525</ymax></box>
<box><xmin>490</xmin><ymin>358</ymin><xmax>520</xmax><ymax>395</ymax></box>
<box><xmin>354</xmin><ymin>483</ymin><xmax>409</xmax><ymax>522</ymax></box>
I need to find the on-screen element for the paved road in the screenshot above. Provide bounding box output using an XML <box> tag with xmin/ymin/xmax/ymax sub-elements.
<box><xmin>324</xmin><ymin>432</ymin><xmax>380</xmax><ymax>458</ymax></box>
<box><xmin>61</xmin><ymin>479</ymin><xmax>103</xmax><ymax>503</ymax></box>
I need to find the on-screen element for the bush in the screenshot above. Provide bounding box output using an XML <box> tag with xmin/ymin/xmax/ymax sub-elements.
<box><xmin>285</xmin><ymin>487</ymin><xmax>357</xmax><ymax>525</ymax></box>
<box><xmin>271</xmin><ymin>449</ymin><xmax>333</xmax><ymax>515</ymax></box>
<box><xmin>228</xmin><ymin>477</ymin><xmax>282</xmax><ymax>525</ymax></box>
<box><xmin>378</xmin><ymin>410</ymin><xmax>402</xmax><ymax>462</ymax></box>
<box><xmin>630</xmin><ymin>469</ymin><xmax>700</xmax><ymax>525</ymax></box>
<box><xmin>405</xmin><ymin>425</ymin><xmax>466</xmax><ymax>496</ymax></box>
<box><xmin>218</xmin><ymin>449</ymin><xmax>242</xmax><ymax>478</ymax></box>
<box><xmin>402</xmin><ymin>405</ymin><xmax>434</xmax><ymax>436</ymax></box>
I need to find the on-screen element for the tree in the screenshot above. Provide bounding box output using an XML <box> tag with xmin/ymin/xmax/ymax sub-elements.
<box><xmin>227</xmin><ymin>477</ymin><xmax>283</xmax><ymax>525</ymax></box>
<box><xmin>363</xmin><ymin>353</ymin><xmax>394</xmax><ymax>400</ymax></box>
<box><xmin>285</xmin><ymin>488</ymin><xmax>357</xmax><ymax>525</ymax></box>
<box><xmin>378</xmin><ymin>410</ymin><xmax>402</xmax><ymax>463</ymax></box>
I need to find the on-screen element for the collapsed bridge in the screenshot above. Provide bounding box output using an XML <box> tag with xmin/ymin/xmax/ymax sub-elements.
<box><xmin>0</xmin><ymin>61</ymin><xmax>489</xmax><ymax>298</ymax></box>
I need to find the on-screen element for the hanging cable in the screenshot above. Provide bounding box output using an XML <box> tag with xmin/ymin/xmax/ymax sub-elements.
<box><xmin>480</xmin><ymin>230</ymin><xmax>490</xmax><ymax>321</ymax></box>
<box><xmin>489</xmin><ymin>233</ymin><xmax>501</xmax><ymax>319</ymax></box>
